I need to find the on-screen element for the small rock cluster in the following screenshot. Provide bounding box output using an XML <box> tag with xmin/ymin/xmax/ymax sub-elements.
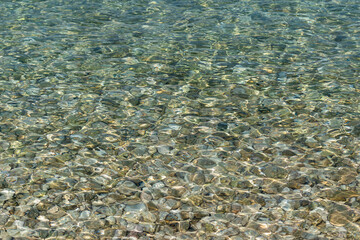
<box><xmin>0</xmin><ymin>0</ymin><xmax>359</xmax><ymax>239</ymax></box>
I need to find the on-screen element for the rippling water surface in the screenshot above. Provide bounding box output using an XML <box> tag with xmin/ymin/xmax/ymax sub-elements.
<box><xmin>0</xmin><ymin>0</ymin><xmax>359</xmax><ymax>239</ymax></box>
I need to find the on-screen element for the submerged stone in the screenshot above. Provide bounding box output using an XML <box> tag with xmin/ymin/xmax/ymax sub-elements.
<box><xmin>262</xmin><ymin>164</ymin><xmax>288</xmax><ymax>179</ymax></box>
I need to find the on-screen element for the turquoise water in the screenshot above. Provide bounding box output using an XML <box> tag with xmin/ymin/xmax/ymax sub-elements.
<box><xmin>0</xmin><ymin>0</ymin><xmax>359</xmax><ymax>239</ymax></box>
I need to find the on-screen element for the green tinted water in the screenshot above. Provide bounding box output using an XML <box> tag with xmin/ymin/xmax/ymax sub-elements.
<box><xmin>0</xmin><ymin>0</ymin><xmax>359</xmax><ymax>239</ymax></box>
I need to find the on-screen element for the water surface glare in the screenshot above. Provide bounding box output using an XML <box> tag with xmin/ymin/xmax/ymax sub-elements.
<box><xmin>0</xmin><ymin>0</ymin><xmax>359</xmax><ymax>239</ymax></box>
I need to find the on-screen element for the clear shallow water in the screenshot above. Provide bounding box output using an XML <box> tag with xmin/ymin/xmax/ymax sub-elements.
<box><xmin>0</xmin><ymin>0</ymin><xmax>359</xmax><ymax>239</ymax></box>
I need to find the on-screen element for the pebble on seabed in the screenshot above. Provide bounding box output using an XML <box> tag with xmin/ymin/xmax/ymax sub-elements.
<box><xmin>0</xmin><ymin>0</ymin><xmax>359</xmax><ymax>239</ymax></box>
